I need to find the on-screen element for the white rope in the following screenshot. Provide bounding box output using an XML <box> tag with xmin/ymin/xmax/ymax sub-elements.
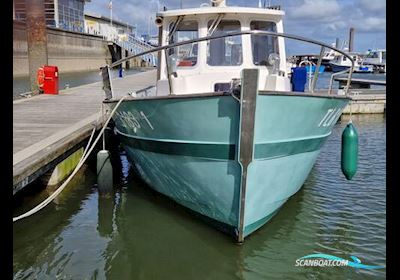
<box><xmin>13</xmin><ymin>97</ymin><xmax>127</xmax><ymax>222</ymax></box>
<box><xmin>80</xmin><ymin>104</ymin><xmax>104</xmax><ymax>163</ymax></box>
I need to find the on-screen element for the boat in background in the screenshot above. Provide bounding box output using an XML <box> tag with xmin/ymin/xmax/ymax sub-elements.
<box><xmin>103</xmin><ymin>0</ymin><xmax>353</xmax><ymax>242</ymax></box>
<box><xmin>364</xmin><ymin>49</ymin><xmax>386</xmax><ymax>73</ymax></box>
<box><xmin>321</xmin><ymin>45</ymin><xmax>340</xmax><ymax>71</ymax></box>
<box><xmin>330</xmin><ymin>52</ymin><xmax>373</xmax><ymax>73</ymax></box>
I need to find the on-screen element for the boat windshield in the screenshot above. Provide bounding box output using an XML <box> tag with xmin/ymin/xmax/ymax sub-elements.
<box><xmin>207</xmin><ymin>20</ymin><xmax>242</xmax><ymax>66</ymax></box>
<box><xmin>168</xmin><ymin>20</ymin><xmax>199</xmax><ymax>67</ymax></box>
<box><xmin>250</xmin><ymin>21</ymin><xmax>278</xmax><ymax>66</ymax></box>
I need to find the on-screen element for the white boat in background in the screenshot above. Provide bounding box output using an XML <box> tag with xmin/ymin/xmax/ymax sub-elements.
<box><xmin>321</xmin><ymin>42</ymin><xmax>345</xmax><ymax>71</ymax></box>
<box><xmin>364</xmin><ymin>49</ymin><xmax>386</xmax><ymax>73</ymax></box>
<box><xmin>330</xmin><ymin>52</ymin><xmax>373</xmax><ymax>73</ymax></box>
<box><xmin>321</xmin><ymin>44</ymin><xmax>339</xmax><ymax>65</ymax></box>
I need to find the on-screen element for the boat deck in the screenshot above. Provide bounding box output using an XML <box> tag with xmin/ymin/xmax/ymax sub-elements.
<box><xmin>13</xmin><ymin>70</ymin><xmax>157</xmax><ymax>194</ymax></box>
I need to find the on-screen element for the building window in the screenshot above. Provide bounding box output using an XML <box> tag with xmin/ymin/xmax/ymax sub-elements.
<box><xmin>58</xmin><ymin>0</ymin><xmax>84</xmax><ymax>32</ymax></box>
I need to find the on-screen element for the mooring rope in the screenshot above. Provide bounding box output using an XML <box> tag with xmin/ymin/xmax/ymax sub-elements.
<box><xmin>80</xmin><ymin>104</ymin><xmax>104</xmax><ymax>164</ymax></box>
<box><xmin>13</xmin><ymin>96</ymin><xmax>127</xmax><ymax>222</ymax></box>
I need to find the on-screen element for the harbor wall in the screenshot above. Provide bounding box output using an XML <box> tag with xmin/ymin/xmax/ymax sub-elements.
<box><xmin>13</xmin><ymin>21</ymin><xmax>112</xmax><ymax>77</ymax></box>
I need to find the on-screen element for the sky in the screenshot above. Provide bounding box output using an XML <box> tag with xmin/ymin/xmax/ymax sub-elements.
<box><xmin>85</xmin><ymin>0</ymin><xmax>386</xmax><ymax>54</ymax></box>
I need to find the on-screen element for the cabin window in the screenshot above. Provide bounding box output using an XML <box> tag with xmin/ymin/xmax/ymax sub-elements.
<box><xmin>169</xmin><ymin>20</ymin><xmax>198</xmax><ymax>67</ymax></box>
<box><xmin>207</xmin><ymin>20</ymin><xmax>242</xmax><ymax>66</ymax></box>
<box><xmin>382</xmin><ymin>51</ymin><xmax>386</xmax><ymax>60</ymax></box>
<box><xmin>250</xmin><ymin>21</ymin><xmax>278</xmax><ymax>66</ymax></box>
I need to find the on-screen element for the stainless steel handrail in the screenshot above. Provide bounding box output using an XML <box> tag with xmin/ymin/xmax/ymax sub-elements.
<box><xmin>108</xmin><ymin>30</ymin><xmax>355</xmax><ymax>95</ymax></box>
<box><xmin>299</xmin><ymin>60</ymin><xmax>313</xmax><ymax>92</ymax></box>
<box><xmin>329</xmin><ymin>68</ymin><xmax>351</xmax><ymax>95</ymax></box>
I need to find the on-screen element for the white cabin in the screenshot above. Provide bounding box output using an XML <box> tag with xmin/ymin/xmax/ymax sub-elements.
<box><xmin>155</xmin><ymin>1</ymin><xmax>291</xmax><ymax>95</ymax></box>
<box><xmin>364</xmin><ymin>49</ymin><xmax>386</xmax><ymax>66</ymax></box>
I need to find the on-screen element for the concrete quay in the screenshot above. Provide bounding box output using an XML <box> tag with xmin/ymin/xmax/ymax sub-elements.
<box><xmin>343</xmin><ymin>89</ymin><xmax>386</xmax><ymax>114</ymax></box>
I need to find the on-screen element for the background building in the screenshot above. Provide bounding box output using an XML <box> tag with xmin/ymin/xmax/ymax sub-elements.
<box><xmin>84</xmin><ymin>12</ymin><xmax>136</xmax><ymax>40</ymax></box>
<box><xmin>13</xmin><ymin>0</ymin><xmax>90</xmax><ymax>33</ymax></box>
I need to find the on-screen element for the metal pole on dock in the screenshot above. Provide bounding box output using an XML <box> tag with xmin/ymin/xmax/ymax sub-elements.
<box><xmin>25</xmin><ymin>0</ymin><xmax>48</xmax><ymax>94</ymax></box>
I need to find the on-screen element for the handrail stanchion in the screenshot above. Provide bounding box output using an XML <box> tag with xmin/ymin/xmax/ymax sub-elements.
<box><xmin>346</xmin><ymin>61</ymin><xmax>355</xmax><ymax>95</ymax></box>
<box><xmin>299</xmin><ymin>60</ymin><xmax>313</xmax><ymax>92</ymax></box>
<box><xmin>328</xmin><ymin>68</ymin><xmax>350</xmax><ymax>95</ymax></box>
<box><xmin>164</xmin><ymin>49</ymin><xmax>173</xmax><ymax>95</ymax></box>
<box><xmin>311</xmin><ymin>46</ymin><xmax>325</xmax><ymax>93</ymax></box>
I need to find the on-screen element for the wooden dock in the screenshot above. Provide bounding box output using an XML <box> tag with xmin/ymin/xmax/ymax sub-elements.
<box><xmin>13</xmin><ymin>70</ymin><xmax>156</xmax><ymax>194</ymax></box>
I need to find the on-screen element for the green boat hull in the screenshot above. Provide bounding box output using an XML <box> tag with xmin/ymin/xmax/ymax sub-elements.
<box><xmin>108</xmin><ymin>92</ymin><xmax>348</xmax><ymax>241</ymax></box>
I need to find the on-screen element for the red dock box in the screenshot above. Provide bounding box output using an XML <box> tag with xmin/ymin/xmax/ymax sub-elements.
<box><xmin>42</xmin><ymin>66</ymin><xmax>59</xmax><ymax>94</ymax></box>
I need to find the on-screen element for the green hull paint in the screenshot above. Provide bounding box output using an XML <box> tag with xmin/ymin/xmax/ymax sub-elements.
<box><xmin>109</xmin><ymin>94</ymin><xmax>348</xmax><ymax>240</ymax></box>
<box><xmin>117</xmin><ymin>129</ymin><xmax>330</xmax><ymax>160</ymax></box>
<box><xmin>243</xmin><ymin>205</ymin><xmax>283</xmax><ymax>237</ymax></box>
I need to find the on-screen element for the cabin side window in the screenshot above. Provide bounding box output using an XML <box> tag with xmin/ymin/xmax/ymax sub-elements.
<box><xmin>207</xmin><ymin>20</ymin><xmax>243</xmax><ymax>66</ymax></box>
<box><xmin>382</xmin><ymin>51</ymin><xmax>386</xmax><ymax>60</ymax></box>
<box><xmin>169</xmin><ymin>20</ymin><xmax>199</xmax><ymax>67</ymax></box>
<box><xmin>250</xmin><ymin>21</ymin><xmax>278</xmax><ymax>66</ymax></box>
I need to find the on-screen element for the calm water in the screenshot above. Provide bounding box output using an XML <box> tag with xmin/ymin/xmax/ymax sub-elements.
<box><xmin>13</xmin><ymin>68</ymin><xmax>144</xmax><ymax>100</ymax></box>
<box><xmin>13</xmin><ymin>114</ymin><xmax>386</xmax><ymax>279</ymax></box>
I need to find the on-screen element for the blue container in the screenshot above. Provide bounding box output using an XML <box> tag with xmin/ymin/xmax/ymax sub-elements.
<box><xmin>305</xmin><ymin>65</ymin><xmax>326</xmax><ymax>74</ymax></box>
<box><xmin>291</xmin><ymin>67</ymin><xmax>307</xmax><ymax>92</ymax></box>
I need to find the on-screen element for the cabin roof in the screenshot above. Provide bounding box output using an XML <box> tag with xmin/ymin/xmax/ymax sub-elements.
<box><xmin>157</xmin><ymin>6</ymin><xmax>285</xmax><ymax>18</ymax></box>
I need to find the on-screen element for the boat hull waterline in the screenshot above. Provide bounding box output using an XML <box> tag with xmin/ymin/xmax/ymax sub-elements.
<box><xmin>108</xmin><ymin>93</ymin><xmax>349</xmax><ymax>241</ymax></box>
